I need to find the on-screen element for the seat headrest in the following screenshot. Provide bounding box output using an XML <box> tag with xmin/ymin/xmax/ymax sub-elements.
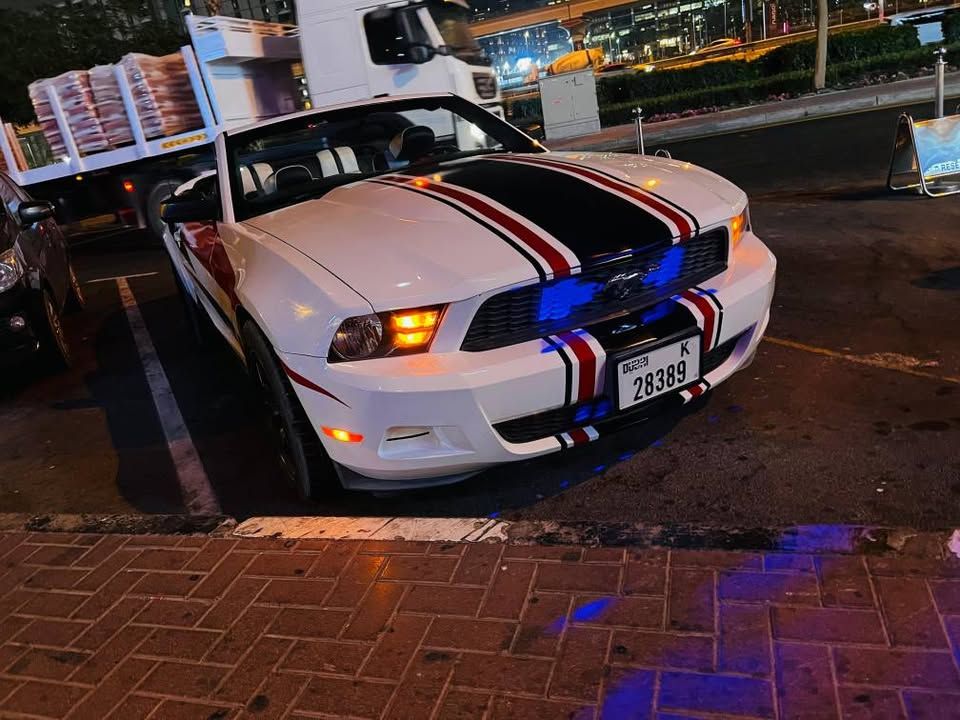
<box><xmin>274</xmin><ymin>165</ymin><xmax>313</xmax><ymax>191</ymax></box>
<box><xmin>388</xmin><ymin>126</ymin><xmax>435</xmax><ymax>163</ymax></box>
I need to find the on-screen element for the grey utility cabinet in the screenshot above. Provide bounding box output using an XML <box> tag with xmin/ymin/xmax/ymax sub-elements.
<box><xmin>538</xmin><ymin>68</ymin><xmax>601</xmax><ymax>141</ymax></box>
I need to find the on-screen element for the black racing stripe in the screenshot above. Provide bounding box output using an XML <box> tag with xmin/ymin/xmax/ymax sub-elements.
<box><xmin>435</xmin><ymin>159</ymin><xmax>674</xmax><ymax>263</ymax></box>
<box><xmin>536</xmin><ymin>155</ymin><xmax>701</xmax><ymax>236</ymax></box>
<box><xmin>367</xmin><ymin>179</ymin><xmax>546</xmax><ymax>281</ymax></box>
<box><xmin>554</xmin><ymin>433</ymin><xmax>568</xmax><ymax>450</ymax></box>
<box><xmin>544</xmin><ymin>336</ymin><xmax>574</xmax><ymax>406</ymax></box>
<box><xmin>330</xmin><ymin>148</ymin><xmax>345</xmax><ymax>174</ymax></box>
<box><xmin>696</xmin><ymin>286</ymin><xmax>724</xmax><ymax>348</ymax></box>
<box><xmin>701</xmin><ymin>378</ymin><xmax>712</xmax><ymax>391</ymax></box>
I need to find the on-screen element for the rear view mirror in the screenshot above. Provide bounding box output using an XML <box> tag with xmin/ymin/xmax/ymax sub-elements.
<box><xmin>18</xmin><ymin>200</ymin><xmax>55</xmax><ymax>226</ymax></box>
<box><xmin>160</xmin><ymin>193</ymin><xmax>217</xmax><ymax>224</ymax></box>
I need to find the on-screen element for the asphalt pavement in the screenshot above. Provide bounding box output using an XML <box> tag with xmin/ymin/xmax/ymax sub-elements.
<box><xmin>1</xmin><ymin>101</ymin><xmax>958</xmax><ymax>529</ymax></box>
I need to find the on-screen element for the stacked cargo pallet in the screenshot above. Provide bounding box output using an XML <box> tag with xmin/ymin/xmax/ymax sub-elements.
<box><xmin>89</xmin><ymin>65</ymin><xmax>134</xmax><ymax>147</ymax></box>
<box><xmin>26</xmin><ymin>52</ymin><xmax>202</xmax><ymax>157</ymax></box>
<box><xmin>27</xmin><ymin>80</ymin><xmax>66</xmax><ymax>158</ymax></box>
<box><xmin>121</xmin><ymin>53</ymin><xmax>202</xmax><ymax>140</ymax></box>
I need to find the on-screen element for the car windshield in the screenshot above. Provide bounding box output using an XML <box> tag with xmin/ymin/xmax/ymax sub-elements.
<box><xmin>427</xmin><ymin>0</ymin><xmax>488</xmax><ymax>65</ymax></box>
<box><xmin>226</xmin><ymin>95</ymin><xmax>541</xmax><ymax>221</ymax></box>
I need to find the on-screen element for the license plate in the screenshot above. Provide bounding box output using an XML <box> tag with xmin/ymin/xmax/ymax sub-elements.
<box><xmin>616</xmin><ymin>335</ymin><xmax>701</xmax><ymax>410</ymax></box>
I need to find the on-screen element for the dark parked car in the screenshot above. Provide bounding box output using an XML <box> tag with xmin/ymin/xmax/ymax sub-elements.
<box><xmin>0</xmin><ymin>171</ymin><xmax>83</xmax><ymax>371</ymax></box>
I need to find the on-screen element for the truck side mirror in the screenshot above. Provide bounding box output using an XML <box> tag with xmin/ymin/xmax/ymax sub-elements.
<box><xmin>160</xmin><ymin>193</ymin><xmax>217</xmax><ymax>224</ymax></box>
<box><xmin>405</xmin><ymin>42</ymin><xmax>436</xmax><ymax>64</ymax></box>
<box><xmin>18</xmin><ymin>201</ymin><xmax>55</xmax><ymax>226</ymax></box>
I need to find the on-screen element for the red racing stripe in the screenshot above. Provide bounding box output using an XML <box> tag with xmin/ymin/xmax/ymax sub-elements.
<box><xmin>380</xmin><ymin>175</ymin><xmax>572</xmax><ymax>277</ymax></box>
<box><xmin>558</xmin><ymin>331</ymin><xmax>597</xmax><ymax>402</ymax></box>
<box><xmin>688</xmin><ymin>384</ymin><xmax>704</xmax><ymax>398</ymax></box>
<box><xmin>281</xmin><ymin>361</ymin><xmax>349</xmax><ymax>407</ymax></box>
<box><xmin>501</xmin><ymin>155</ymin><xmax>693</xmax><ymax>240</ymax></box>
<box><xmin>568</xmin><ymin>427</ymin><xmax>591</xmax><ymax>445</ymax></box>
<box><xmin>680</xmin><ymin>290</ymin><xmax>716</xmax><ymax>349</ymax></box>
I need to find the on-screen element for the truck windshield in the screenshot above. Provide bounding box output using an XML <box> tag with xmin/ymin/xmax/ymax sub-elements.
<box><xmin>427</xmin><ymin>0</ymin><xmax>488</xmax><ymax>65</ymax></box>
<box><xmin>226</xmin><ymin>95</ymin><xmax>541</xmax><ymax>221</ymax></box>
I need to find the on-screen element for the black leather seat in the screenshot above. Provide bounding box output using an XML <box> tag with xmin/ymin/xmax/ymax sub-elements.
<box><xmin>382</xmin><ymin>126</ymin><xmax>435</xmax><ymax>169</ymax></box>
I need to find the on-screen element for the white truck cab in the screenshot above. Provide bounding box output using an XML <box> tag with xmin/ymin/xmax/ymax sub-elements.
<box><xmin>297</xmin><ymin>0</ymin><xmax>500</xmax><ymax>146</ymax></box>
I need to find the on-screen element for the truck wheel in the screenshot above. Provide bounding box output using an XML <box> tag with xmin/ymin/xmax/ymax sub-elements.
<box><xmin>145</xmin><ymin>180</ymin><xmax>182</xmax><ymax>242</ymax></box>
<box><xmin>240</xmin><ymin>321</ymin><xmax>340</xmax><ymax>501</ymax></box>
<box><xmin>38</xmin><ymin>288</ymin><xmax>71</xmax><ymax>372</ymax></box>
<box><xmin>65</xmin><ymin>263</ymin><xmax>85</xmax><ymax>312</ymax></box>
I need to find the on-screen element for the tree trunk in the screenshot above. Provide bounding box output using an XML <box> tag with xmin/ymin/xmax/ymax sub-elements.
<box><xmin>814</xmin><ymin>0</ymin><xmax>828</xmax><ymax>90</ymax></box>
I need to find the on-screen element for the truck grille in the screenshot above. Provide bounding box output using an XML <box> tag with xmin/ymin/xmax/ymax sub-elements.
<box><xmin>473</xmin><ymin>73</ymin><xmax>498</xmax><ymax>100</ymax></box>
<box><xmin>462</xmin><ymin>229</ymin><xmax>728</xmax><ymax>352</ymax></box>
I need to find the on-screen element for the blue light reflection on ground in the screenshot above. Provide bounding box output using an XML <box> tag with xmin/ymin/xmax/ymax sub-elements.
<box><xmin>599</xmin><ymin>669</ymin><xmax>655</xmax><ymax>719</ymax></box>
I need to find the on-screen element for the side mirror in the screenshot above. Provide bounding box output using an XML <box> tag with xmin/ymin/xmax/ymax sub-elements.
<box><xmin>405</xmin><ymin>42</ymin><xmax>436</xmax><ymax>64</ymax></box>
<box><xmin>159</xmin><ymin>193</ymin><xmax>217</xmax><ymax>224</ymax></box>
<box><xmin>19</xmin><ymin>200</ymin><xmax>55</xmax><ymax>226</ymax></box>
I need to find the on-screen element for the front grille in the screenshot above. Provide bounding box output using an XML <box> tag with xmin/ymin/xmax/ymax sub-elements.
<box><xmin>462</xmin><ymin>229</ymin><xmax>728</xmax><ymax>352</ymax></box>
<box><xmin>473</xmin><ymin>73</ymin><xmax>498</xmax><ymax>100</ymax></box>
<box><xmin>493</xmin><ymin>330</ymin><xmax>743</xmax><ymax>445</ymax></box>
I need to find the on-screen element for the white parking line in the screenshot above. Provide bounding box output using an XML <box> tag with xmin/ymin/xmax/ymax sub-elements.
<box><xmin>116</xmin><ymin>277</ymin><xmax>220</xmax><ymax>516</ymax></box>
<box><xmin>764</xmin><ymin>336</ymin><xmax>960</xmax><ymax>385</ymax></box>
<box><xmin>86</xmin><ymin>271</ymin><xmax>159</xmax><ymax>284</ymax></box>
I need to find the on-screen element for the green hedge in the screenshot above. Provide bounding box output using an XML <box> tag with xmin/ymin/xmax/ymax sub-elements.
<box><xmin>760</xmin><ymin>24</ymin><xmax>920</xmax><ymax>74</ymax></box>
<box><xmin>597</xmin><ymin>41</ymin><xmax>959</xmax><ymax>126</ymax></box>
<box><xmin>597</xmin><ymin>60</ymin><xmax>760</xmax><ymax>105</ymax></box>
<box><xmin>598</xmin><ymin>72</ymin><xmax>811</xmax><ymax>126</ymax></box>
<box><xmin>944</xmin><ymin>11</ymin><xmax>960</xmax><ymax>44</ymax></box>
<box><xmin>505</xmin><ymin>26</ymin><xmax>946</xmax><ymax>130</ymax></box>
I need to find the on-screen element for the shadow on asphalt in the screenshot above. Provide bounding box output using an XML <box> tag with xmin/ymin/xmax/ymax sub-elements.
<box><xmin>913</xmin><ymin>266</ymin><xmax>960</xmax><ymax>291</ymax></box>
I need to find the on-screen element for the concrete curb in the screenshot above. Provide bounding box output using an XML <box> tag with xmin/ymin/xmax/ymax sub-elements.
<box><xmin>0</xmin><ymin>512</ymin><xmax>953</xmax><ymax>557</ymax></box>
<box><xmin>551</xmin><ymin>72</ymin><xmax>960</xmax><ymax>151</ymax></box>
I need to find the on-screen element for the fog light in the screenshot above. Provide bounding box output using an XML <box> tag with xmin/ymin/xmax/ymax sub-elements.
<box><xmin>8</xmin><ymin>316</ymin><xmax>26</xmax><ymax>332</ymax></box>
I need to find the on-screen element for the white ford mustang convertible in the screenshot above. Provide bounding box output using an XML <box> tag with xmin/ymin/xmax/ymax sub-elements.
<box><xmin>161</xmin><ymin>93</ymin><xmax>776</xmax><ymax>496</ymax></box>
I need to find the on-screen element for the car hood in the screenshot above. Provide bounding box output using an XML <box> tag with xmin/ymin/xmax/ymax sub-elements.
<box><xmin>242</xmin><ymin>152</ymin><xmax>745</xmax><ymax>310</ymax></box>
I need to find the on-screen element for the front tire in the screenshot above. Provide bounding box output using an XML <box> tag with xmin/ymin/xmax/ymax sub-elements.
<box><xmin>241</xmin><ymin>321</ymin><xmax>339</xmax><ymax>500</ymax></box>
<box><xmin>38</xmin><ymin>288</ymin><xmax>71</xmax><ymax>372</ymax></box>
<box><xmin>65</xmin><ymin>263</ymin><xmax>85</xmax><ymax>313</ymax></box>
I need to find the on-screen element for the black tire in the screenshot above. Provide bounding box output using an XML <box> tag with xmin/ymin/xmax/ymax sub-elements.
<box><xmin>65</xmin><ymin>262</ymin><xmax>85</xmax><ymax>313</ymax></box>
<box><xmin>241</xmin><ymin>321</ymin><xmax>339</xmax><ymax>500</ymax></box>
<box><xmin>37</xmin><ymin>288</ymin><xmax>71</xmax><ymax>372</ymax></box>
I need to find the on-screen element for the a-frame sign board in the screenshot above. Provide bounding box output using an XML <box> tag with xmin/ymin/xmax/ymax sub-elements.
<box><xmin>888</xmin><ymin>113</ymin><xmax>960</xmax><ymax>197</ymax></box>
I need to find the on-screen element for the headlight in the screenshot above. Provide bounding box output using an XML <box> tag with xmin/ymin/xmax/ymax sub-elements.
<box><xmin>331</xmin><ymin>314</ymin><xmax>383</xmax><ymax>360</ymax></box>
<box><xmin>0</xmin><ymin>249</ymin><xmax>22</xmax><ymax>293</ymax></box>
<box><xmin>330</xmin><ymin>306</ymin><xmax>443</xmax><ymax>361</ymax></box>
<box><xmin>730</xmin><ymin>205</ymin><xmax>750</xmax><ymax>248</ymax></box>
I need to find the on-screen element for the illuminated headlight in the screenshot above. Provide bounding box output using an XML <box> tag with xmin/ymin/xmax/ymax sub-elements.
<box><xmin>730</xmin><ymin>205</ymin><xmax>750</xmax><ymax>248</ymax></box>
<box><xmin>330</xmin><ymin>306</ymin><xmax>443</xmax><ymax>361</ymax></box>
<box><xmin>0</xmin><ymin>249</ymin><xmax>23</xmax><ymax>293</ymax></box>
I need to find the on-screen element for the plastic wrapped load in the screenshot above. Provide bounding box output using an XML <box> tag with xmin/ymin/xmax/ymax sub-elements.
<box><xmin>121</xmin><ymin>52</ymin><xmax>202</xmax><ymax>140</ymax></box>
<box><xmin>49</xmin><ymin>70</ymin><xmax>112</xmax><ymax>154</ymax></box>
<box><xmin>89</xmin><ymin>65</ymin><xmax>133</xmax><ymax>146</ymax></box>
<box><xmin>28</xmin><ymin>79</ymin><xmax>66</xmax><ymax>157</ymax></box>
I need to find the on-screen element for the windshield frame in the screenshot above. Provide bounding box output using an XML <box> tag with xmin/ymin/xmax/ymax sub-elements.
<box><xmin>225</xmin><ymin>95</ymin><xmax>543</xmax><ymax>222</ymax></box>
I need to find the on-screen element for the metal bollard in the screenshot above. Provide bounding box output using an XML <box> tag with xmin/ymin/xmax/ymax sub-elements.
<box><xmin>934</xmin><ymin>48</ymin><xmax>947</xmax><ymax>119</ymax></box>
<box><xmin>633</xmin><ymin>106</ymin><xmax>645</xmax><ymax>155</ymax></box>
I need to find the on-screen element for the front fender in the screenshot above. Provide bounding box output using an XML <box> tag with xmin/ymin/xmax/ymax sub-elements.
<box><xmin>222</xmin><ymin>222</ymin><xmax>373</xmax><ymax>357</ymax></box>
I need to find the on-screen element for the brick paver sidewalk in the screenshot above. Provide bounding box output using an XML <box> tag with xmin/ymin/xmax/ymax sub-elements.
<box><xmin>1</xmin><ymin>531</ymin><xmax>959</xmax><ymax>719</ymax></box>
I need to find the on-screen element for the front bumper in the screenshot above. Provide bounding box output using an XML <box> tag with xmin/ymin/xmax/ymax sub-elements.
<box><xmin>281</xmin><ymin>231</ymin><xmax>776</xmax><ymax>488</ymax></box>
<box><xmin>0</xmin><ymin>285</ymin><xmax>41</xmax><ymax>368</ymax></box>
